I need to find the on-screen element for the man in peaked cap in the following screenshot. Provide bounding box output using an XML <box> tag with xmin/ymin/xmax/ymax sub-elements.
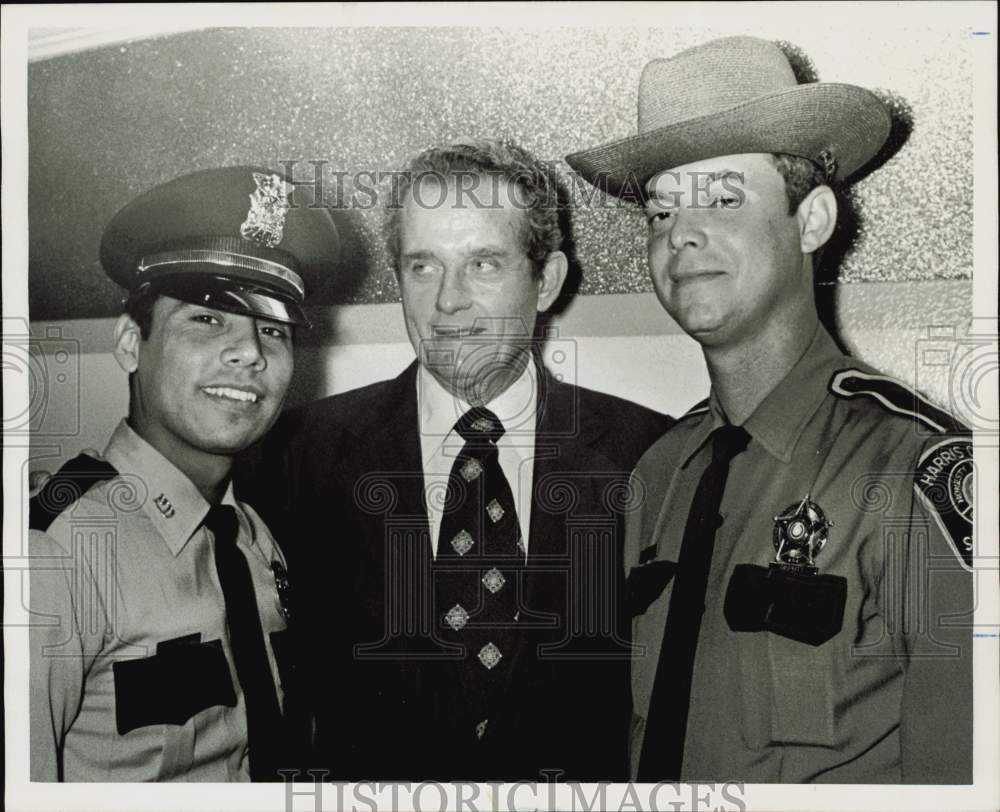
<box><xmin>28</xmin><ymin>166</ymin><xmax>338</xmax><ymax>781</ymax></box>
<box><xmin>567</xmin><ymin>37</ymin><xmax>974</xmax><ymax>783</ymax></box>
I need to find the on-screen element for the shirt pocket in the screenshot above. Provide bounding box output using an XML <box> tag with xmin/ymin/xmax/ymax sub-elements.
<box><xmin>737</xmin><ymin>630</ymin><xmax>840</xmax><ymax>750</ymax></box>
<box><xmin>765</xmin><ymin>633</ymin><xmax>839</xmax><ymax>747</ymax></box>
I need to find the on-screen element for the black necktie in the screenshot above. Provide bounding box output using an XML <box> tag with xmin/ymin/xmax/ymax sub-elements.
<box><xmin>637</xmin><ymin>424</ymin><xmax>751</xmax><ymax>781</ymax></box>
<box><xmin>205</xmin><ymin>504</ymin><xmax>284</xmax><ymax>781</ymax></box>
<box><xmin>434</xmin><ymin>407</ymin><xmax>525</xmax><ymax>741</ymax></box>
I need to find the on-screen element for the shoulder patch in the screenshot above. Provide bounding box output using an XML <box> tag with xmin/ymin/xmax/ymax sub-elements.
<box><xmin>913</xmin><ymin>438</ymin><xmax>974</xmax><ymax>571</ymax></box>
<box><xmin>829</xmin><ymin>369</ymin><xmax>970</xmax><ymax>435</ymax></box>
<box><xmin>30</xmin><ymin>454</ymin><xmax>119</xmax><ymax>532</ymax></box>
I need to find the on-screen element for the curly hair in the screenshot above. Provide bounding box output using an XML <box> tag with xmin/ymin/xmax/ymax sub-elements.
<box><xmin>387</xmin><ymin>139</ymin><xmax>562</xmax><ymax>277</ymax></box>
<box><xmin>770</xmin><ymin>153</ymin><xmax>831</xmax><ymax>215</ymax></box>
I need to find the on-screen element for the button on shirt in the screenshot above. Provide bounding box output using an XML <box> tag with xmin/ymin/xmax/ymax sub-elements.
<box><xmin>418</xmin><ymin>359</ymin><xmax>536</xmax><ymax>557</ymax></box>
<box><xmin>625</xmin><ymin>327</ymin><xmax>973</xmax><ymax>783</ymax></box>
<box><xmin>29</xmin><ymin>420</ymin><xmax>289</xmax><ymax>782</ymax></box>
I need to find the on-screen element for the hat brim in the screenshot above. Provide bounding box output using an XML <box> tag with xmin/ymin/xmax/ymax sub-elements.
<box><xmin>565</xmin><ymin>83</ymin><xmax>890</xmax><ymax>199</ymax></box>
<box><xmin>141</xmin><ymin>274</ymin><xmax>310</xmax><ymax>328</ymax></box>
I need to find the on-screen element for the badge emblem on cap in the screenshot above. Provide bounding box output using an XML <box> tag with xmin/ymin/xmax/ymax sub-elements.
<box><xmin>240</xmin><ymin>172</ymin><xmax>289</xmax><ymax>248</ymax></box>
<box><xmin>772</xmin><ymin>493</ymin><xmax>832</xmax><ymax>573</ymax></box>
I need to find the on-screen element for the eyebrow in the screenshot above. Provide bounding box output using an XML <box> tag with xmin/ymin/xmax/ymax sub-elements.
<box><xmin>400</xmin><ymin>249</ymin><xmax>438</xmax><ymax>263</ymax></box>
<box><xmin>705</xmin><ymin>169</ymin><xmax>744</xmax><ymax>184</ymax></box>
<box><xmin>465</xmin><ymin>246</ymin><xmax>511</xmax><ymax>260</ymax></box>
<box><xmin>644</xmin><ymin>169</ymin><xmax>745</xmax><ymax>207</ymax></box>
<box><xmin>401</xmin><ymin>246</ymin><xmax>512</xmax><ymax>262</ymax></box>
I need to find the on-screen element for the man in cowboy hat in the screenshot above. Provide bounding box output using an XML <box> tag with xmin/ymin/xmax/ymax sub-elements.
<box><xmin>567</xmin><ymin>36</ymin><xmax>974</xmax><ymax>783</ymax></box>
<box><xmin>28</xmin><ymin>166</ymin><xmax>339</xmax><ymax>781</ymax></box>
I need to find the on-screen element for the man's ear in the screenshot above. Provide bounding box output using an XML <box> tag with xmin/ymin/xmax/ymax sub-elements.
<box><xmin>113</xmin><ymin>313</ymin><xmax>141</xmax><ymax>374</ymax></box>
<box><xmin>797</xmin><ymin>184</ymin><xmax>838</xmax><ymax>255</ymax></box>
<box><xmin>536</xmin><ymin>250</ymin><xmax>569</xmax><ymax>313</ymax></box>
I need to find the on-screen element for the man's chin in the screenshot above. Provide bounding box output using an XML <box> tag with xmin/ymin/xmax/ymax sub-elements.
<box><xmin>682</xmin><ymin>318</ymin><xmax>735</xmax><ymax>347</ymax></box>
<box><xmin>195</xmin><ymin>422</ymin><xmax>276</xmax><ymax>456</ymax></box>
<box><xmin>422</xmin><ymin>366</ymin><xmax>513</xmax><ymax>406</ymax></box>
<box><xmin>670</xmin><ymin>304</ymin><xmax>730</xmax><ymax>341</ymax></box>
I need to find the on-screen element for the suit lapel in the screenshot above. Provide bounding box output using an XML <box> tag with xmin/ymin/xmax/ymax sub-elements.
<box><xmin>528</xmin><ymin>370</ymin><xmax>611</xmax><ymax>560</ymax></box>
<box><xmin>344</xmin><ymin>360</ymin><xmax>428</xmax><ymax>527</ymax></box>
<box><xmin>511</xmin><ymin>373</ymin><xmax>616</xmax><ymax>666</ymax></box>
<box><xmin>343</xmin><ymin>362</ymin><xmax>437</xmax><ymax>672</ymax></box>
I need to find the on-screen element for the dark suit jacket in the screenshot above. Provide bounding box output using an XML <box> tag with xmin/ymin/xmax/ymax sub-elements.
<box><xmin>237</xmin><ymin>361</ymin><xmax>671</xmax><ymax>781</ymax></box>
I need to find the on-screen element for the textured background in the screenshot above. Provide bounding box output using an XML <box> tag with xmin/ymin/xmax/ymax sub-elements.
<box><xmin>28</xmin><ymin>25</ymin><xmax>974</xmax><ymax>319</ymax></box>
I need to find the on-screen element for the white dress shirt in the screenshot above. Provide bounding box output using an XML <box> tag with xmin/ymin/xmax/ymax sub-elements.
<box><xmin>417</xmin><ymin>359</ymin><xmax>537</xmax><ymax>557</ymax></box>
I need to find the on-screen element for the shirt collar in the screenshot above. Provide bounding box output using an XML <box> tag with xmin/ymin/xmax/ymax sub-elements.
<box><xmin>103</xmin><ymin>420</ymin><xmax>243</xmax><ymax>557</ymax></box>
<box><xmin>743</xmin><ymin>326</ymin><xmax>847</xmax><ymax>463</ymax></box>
<box><xmin>418</xmin><ymin>356</ymin><xmax>537</xmax><ymax>463</ymax></box>
<box><xmin>680</xmin><ymin>326</ymin><xmax>848</xmax><ymax>467</ymax></box>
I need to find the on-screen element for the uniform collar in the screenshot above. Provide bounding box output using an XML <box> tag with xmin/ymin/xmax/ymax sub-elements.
<box><xmin>681</xmin><ymin>326</ymin><xmax>848</xmax><ymax>467</ymax></box>
<box><xmin>418</xmin><ymin>355</ymin><xmax>537</xmax><ymax>463</ymax></box>
<box><xmin>103</xmin><ymin>420</ymin><xmax>243</xmax><ymax>557</ymax></box>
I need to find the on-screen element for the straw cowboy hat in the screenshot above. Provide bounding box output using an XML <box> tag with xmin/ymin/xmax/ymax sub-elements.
<box><xmin>566</xmin><ymin>36</ymin><xmax>891</xmax><ymax>198</ymax></box>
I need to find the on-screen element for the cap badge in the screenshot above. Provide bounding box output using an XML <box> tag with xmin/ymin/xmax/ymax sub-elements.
<box><xmin>240</xmin><ymin>172</ymin><xmax>289</xmax><ymax>248</ymax></box>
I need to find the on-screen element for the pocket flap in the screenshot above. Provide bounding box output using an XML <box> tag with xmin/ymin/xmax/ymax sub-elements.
<box><xmin>113</xmin><ymin>636</ymin><xmax>236</xmax><ymax>734</ymax></box>
<box><xmin>626</xmin><ymin>561</ymin><xmax>677</xmax><ymax>618</ymax></box>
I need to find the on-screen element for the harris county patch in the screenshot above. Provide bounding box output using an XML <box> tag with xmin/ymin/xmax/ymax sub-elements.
<box><xmin>913</xmin><ymin>439</ymin><xmax>974</xmax><ymax>571</ymax></box>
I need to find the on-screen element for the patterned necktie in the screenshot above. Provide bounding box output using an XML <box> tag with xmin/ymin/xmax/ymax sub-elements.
<box><xmin>637</xmin><ymin>424</ymin><xmax>751</xmax><ymax>781</ymax></box>
<box><xmin>434</xmin><ymin>407</ymin><xmax>525</xmax><ymax>743</ymax></box>
<box><xmin>205</xmin><ymin>504</ymin><xmax>284</xmax><ymax>781</ymax></box>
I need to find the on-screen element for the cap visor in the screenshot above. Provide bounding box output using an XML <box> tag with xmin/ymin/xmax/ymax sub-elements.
<box><xmin>146</xmin><ymin>275</ymin><xmax>311</xmax><ymax>327</ymax></box>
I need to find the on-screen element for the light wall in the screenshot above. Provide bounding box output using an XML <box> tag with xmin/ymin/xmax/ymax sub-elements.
<box><xmin>24</xmin><ymin>281</ymin><xmax>977</xmax><ymax>477</ymax></box>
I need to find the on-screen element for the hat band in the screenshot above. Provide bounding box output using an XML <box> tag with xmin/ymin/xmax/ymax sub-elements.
<box><xmin>137</xmin><ymin>249</ymin><xmax>305</xmax><ymax>297</ymax></box>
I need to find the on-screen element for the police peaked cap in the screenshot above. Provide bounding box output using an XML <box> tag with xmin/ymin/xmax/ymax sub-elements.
<box><xmin>100</xmin><ymin>166</ymin><xmax>339</xmax><ymax>327</ymax></box>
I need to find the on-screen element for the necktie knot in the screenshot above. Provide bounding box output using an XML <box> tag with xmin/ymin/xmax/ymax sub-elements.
<box><xmin>204</xmin><ymin>504</ymin><xmax>239</xmax><ymax>546</ymax></box>
<box><xmin>455</xmin><ymin>407</ymin><xmax>505</xmax><ymax>444</ymax></box>
<box><xmin>711</xmin><ymin>424</ymin><xmax>751</xmax><ymax>464</ymax></box>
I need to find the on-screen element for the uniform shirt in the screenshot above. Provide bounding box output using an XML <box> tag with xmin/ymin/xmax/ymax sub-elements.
<box><xmin>29</xmin><ymin>420</ymin><xmax>289</xmax><ymax>782</ymax></box>
<box><xmin>626</xmin><ymin>327</ymin><xmax>973</xmax><ymax>783</ymax></box>
<box><xmin>418</xmin><ymin>358</ymin><xmax>536</xmax><ymax>556</ymax></box>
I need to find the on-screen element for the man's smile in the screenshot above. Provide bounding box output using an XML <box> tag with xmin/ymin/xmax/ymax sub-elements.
<box><xmin>201</xmin><ymin>385</ymin><xmax>263</xmax><ymax>404</ymax></box>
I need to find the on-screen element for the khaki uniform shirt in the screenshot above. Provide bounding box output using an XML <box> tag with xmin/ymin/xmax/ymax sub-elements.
<box><xmin>30</xmin><ymin>421</ymin><xmax>289</xmax><ymax>781</ymax></box>
<box><xmin>626</xmin><ymin>327</ymin><xmax>973</xmax><ymax>783</ymax></box>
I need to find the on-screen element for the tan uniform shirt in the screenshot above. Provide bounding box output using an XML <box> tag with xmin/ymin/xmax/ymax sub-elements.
<box><xmin>626</xmin><ymin>327</ymin><xmax>974</xmax><ymax>783</ymax></box>
<box><xmin>30</xmin><ymin>420</ymin><xmax>289</xmax><ymax>781</ymax></box>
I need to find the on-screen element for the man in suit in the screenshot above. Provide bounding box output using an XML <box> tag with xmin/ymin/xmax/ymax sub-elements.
<box><xmin>239</xmin><ymin>140</ymin><xmax>671</xmax><ymax>780</ymax></box>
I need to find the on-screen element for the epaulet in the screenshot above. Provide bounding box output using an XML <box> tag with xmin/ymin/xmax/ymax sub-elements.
<box><xmin>679</xmin><ymin>398</ymin><xmax>710</xmax><ymax>421</ymax></box>
<box><xmin>29</xmin><ymin>454</ymin><xmax>119</xmax><ymax>532</ymax></box>
<box><xmin>829</xmin><ymin>369</ymin><xmax>970</xmax><ymax>435</ymax></box>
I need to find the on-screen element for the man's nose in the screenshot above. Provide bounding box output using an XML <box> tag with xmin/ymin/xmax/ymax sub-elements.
<box><xmin>668</xmin><ymin>208</ymin><xmax>709</xmax><ymax>252</ymax></box>
<box><xmin>435</xmin><ymin>266</ymin><xmax>473</xmax><ymax>314</ymax></box>
<box><xmin>222</xmin><ymin>319</ymin><xmax>266</xmax><ymax>368</ymax></box>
